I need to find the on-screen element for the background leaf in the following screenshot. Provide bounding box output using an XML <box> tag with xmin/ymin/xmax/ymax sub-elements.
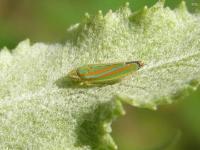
<box><xmin>0</xmin><ymin>1</ymin><xmax>200</xmax><ymax>149</ymax></box>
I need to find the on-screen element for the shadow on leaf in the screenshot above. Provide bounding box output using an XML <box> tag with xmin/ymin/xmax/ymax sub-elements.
<box><xmin>55</xmin><ymin>76</ymin><xmax>83</xmax><ymax>89</ymax></box>
<box><xmin>55</xmin><ymin>76</ymin><xmax>117</xmax><ymax>89</ymax></box>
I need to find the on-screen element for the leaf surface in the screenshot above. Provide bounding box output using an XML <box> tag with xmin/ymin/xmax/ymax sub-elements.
<box><xmin>0</xmin><ymin>1</ymin><xmax>200</xmax><ymax>149</ymax></box>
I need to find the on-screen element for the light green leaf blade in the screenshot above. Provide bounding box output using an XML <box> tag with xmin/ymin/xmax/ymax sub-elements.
<box><xmin>0</xmin><ymin>1</ymin><xmax>200</xmax><ymax>149</ymax></box>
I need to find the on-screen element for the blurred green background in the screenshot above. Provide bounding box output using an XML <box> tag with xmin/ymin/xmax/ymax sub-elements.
<box><xmin>0</xmin><ymin>0</ymin><xmax>200</xmax><ymax>150</ymax></box>
<box><xmin>0</xmin><ymin>0</ymin><xmax>199</xmax><ymax>49</ymax></box>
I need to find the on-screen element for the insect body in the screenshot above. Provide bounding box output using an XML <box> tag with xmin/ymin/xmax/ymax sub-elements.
<box><xmin>67</xmin><ymin>61</ymin><xmax>144</xmax><ymax>86</ymax></box>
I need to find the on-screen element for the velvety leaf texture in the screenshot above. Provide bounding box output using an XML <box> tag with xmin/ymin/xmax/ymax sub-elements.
<box><xmin>0</xmin><ymin>1</ymin><xmax>200</xmax><ymax>149</ymax></box>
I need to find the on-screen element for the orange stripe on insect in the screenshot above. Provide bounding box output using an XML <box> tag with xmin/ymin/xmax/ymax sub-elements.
<box><xmin>98</xmin><ymin>64</ymin><xmax>132</xmax><ymax>78</ymax></box>
<box><xmin>79</xmin><ymin>64</ymin><xmax>117</xmax><ymax>76</ymax></box>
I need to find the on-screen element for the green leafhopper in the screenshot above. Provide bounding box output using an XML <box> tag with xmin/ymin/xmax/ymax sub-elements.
<box><xmin>67</xmin><ymin>61</ymin><xmax>144</xmax><ymax>86</ymax></box>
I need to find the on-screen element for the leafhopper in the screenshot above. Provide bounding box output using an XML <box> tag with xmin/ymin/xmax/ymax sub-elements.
<box><xmin>67</xmin><ymin>61</ymin><xmax>144</xmax><ymax>86</ymax></box>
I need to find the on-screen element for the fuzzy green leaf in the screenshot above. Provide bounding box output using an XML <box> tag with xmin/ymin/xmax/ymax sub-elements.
<box><xmin>0</xmin><ymin>1</ymin><xmax>200</xmax><ymax>149</ymax></box>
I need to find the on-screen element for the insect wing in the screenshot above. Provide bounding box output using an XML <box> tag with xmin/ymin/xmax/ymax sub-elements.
<box><xmin>77</xmin><ymin>63</ymin><xmax>121</xmax><ymax>79</ymax></box>
<box><xmin>77</xmin><ymin>62</ymin><xmax>139</xmax><ymax>82</ymax></box>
